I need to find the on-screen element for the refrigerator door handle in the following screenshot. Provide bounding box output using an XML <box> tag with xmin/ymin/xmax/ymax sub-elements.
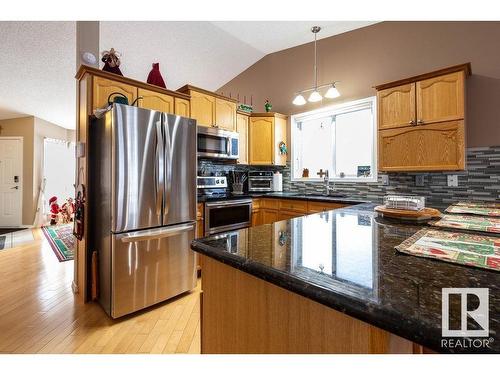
<box><xmin>155</xmin><ymin>120</ymin><xmax>165</xmax><ymax>217</ymax></box>
<box><xmin>120</xmin><ymin>223</ymin><xmax>195</xmax><ymax>243</ymax></box>
<box><xmin>163</xmin><ymin>115</ymin><xmax>173</xmax><ymax>217</ymax></box>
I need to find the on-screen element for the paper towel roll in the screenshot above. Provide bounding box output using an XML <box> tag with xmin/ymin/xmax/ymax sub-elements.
<box><xmin>273</xmin><ymin>171</ymin><xmax>283</xmax><ymax>192</ymax></box>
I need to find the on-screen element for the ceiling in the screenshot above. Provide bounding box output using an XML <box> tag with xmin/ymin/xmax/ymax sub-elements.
<box><xmin>0</xmin><ymin>21</ymin><xmax>376</xmax><ymax>129</ymax></box>
<box><xmin>0</xmin><ymin>21</ymin><xmax>76</xmax><ymax>129</ymax></box>
<box><xmin>211</xmin><ymin>21</ymin><xmax>379</xmax><ymax>54</ymax></box>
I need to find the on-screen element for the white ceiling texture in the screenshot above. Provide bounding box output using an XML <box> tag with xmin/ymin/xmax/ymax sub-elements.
<box><xmin>0</xmin><ymin>21</ymin><xmax>376</xmax><ymax>129</ymax></box>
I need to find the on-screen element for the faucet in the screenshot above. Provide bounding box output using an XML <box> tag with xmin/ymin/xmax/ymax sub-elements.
<box><xmin>322</xmin><ymin>170</ymin><xmax>335</xmax><ymax>196</ymax></box>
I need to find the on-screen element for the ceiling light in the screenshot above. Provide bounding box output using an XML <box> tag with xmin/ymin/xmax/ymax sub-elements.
<box><xmin>293</xmin><ymin>94</ymin><xmax>307</xmax><ymax>105</ymax></box>
<box><xmin>292</xmin><ymin>26</ymin><xmax>342</xmax><ymax>106</ymax></box>
<box><xmin>308</xmin><ymin>90</ymin><xmax>322</xmax><ymax>102</ymax></box>
<box><xmin>324</xmin><ymin>84</ymin><xmax>340</xmax><ymax>99</ymax></box>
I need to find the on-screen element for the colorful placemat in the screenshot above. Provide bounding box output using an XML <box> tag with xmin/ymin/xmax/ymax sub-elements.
<box><xmin>455</xmin><ymin>202</ymin><xmax>500</xmax><ymax>208</ymax></box>
<box><xmin>430</xmin><ymin>214</ymin><xmax>500</xmax><ymax>234</ymax></box>
<box><xmin>41</xmin><ymin>224</ymin><xmax>75</xmax><ymax>262</ymax></box>
<box><xmin>396</xmin><ymin>228</ymin><xmax>500</xmax><ymax>271</ymax></box>
<box><xmin>445</xmin><ymin>203</ymin><xmax>500</xmax><ymax>217</ymax></box>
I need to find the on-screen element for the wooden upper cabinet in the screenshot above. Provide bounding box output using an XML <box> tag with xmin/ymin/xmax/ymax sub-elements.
<box><xmin>249</xmin><ymin>117</ymin><xmax>274</xmax><ymax>165</ymax></box>
<box><xmin>416</xmin><ymin>71</ymin><xmax>465</xmax><ymax>124</ymax></box>
<box><xmin>375</xmin><ymin>63</ymin><xmax>470</xmax><ymax>172</ymax></box>
<box><xmin>137</xmin><ymin>88</ymin><xmax>174</xmax><ymax>113</ymax></box>
<box><xmin>92</xmin><ymin>76</ymin><xmax>136</xmax><ymax>111</ymax></box>
<box><xmin>377</xmin><ymin>83</ymin><xmax>416</xmax><ymax>130</ymax></box>
<box><xmin>215</xmin><ymin>98</ymin><xmax>237</xmax><ymax>131</ymax></box>
<box><xmin>248</xmin><ymin>114</ymin><xmax>288</xmax><ymax>166</ymax></box>
<box><xmin>379</xmin><ymin>120</ymin><xmax>465</xmax><ymax>172</ymax></box>
<box><xmin>174</xmin><ymin>98</ymin><xmax>190</xmax><ymax>117</ymax></box>
<box><xmin>236</xmin><ymin>113</ymin><xmax>249</xmax><ymax>164</ymax></box>
<box><xmin>190</xmin><ymin>90</ymin><xmax>216</xmax><ymax>127</ymax></box>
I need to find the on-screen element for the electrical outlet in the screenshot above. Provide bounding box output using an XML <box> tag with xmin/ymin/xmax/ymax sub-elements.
<box><xmin>415</xmin><ymin>175</ymin><xmax>425</xmax><ymax>187</ymax></box>
<box><xmin>382</xmin><ymin>175</ymin><xmax>389</xmax><ymax>186</ymax></box>
<box><xmin>447</xmin><ymin>175</ymin><xmax>459</xmax><ymax>187</ymax></box>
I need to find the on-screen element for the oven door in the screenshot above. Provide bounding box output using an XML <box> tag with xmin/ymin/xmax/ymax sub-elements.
<box><xmin>248</xmin><ymin>178</ymin><xmax>273</xmax><ymax>192</ymax></box>
<box><xmin>205</xmin><ymin>199</ymin><xmax>252</xmax><ymax>234</ymax></box>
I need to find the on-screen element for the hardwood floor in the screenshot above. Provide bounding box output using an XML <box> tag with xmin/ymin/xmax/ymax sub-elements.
<box><xmin>0</xmin><ymin>229</ymin><xmax>201</xmax><ymax>354</ymax></box>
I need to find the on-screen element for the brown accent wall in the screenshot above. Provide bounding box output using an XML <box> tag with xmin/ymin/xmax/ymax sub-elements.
<box><xmin>218</xmin><ymin>21</ymin><xmax>500</xmax><ymax>147</ymax></box>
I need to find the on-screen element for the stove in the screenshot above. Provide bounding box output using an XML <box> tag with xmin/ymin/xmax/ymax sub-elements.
<box><xmin>197</xmin><ymin>176</ymin><xmax>253</xmax><ymax>234</ymax></box>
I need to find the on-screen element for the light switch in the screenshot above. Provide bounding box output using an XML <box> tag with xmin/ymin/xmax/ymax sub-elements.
<box><xmin>382</xmin><ymin>175</ymin><xmax>389</xmax><ymax>186</ymax></box>
<box><xmin>447</xmin><ymin>175</ymin><xmax>458</xmax><ymax>187</ymax></box>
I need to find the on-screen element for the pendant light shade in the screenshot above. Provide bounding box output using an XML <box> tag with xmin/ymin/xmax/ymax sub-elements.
<box><xmin>291</xmin><ymin>26</ymin><xmax>342</xmax><ymax>105</ymax></box>
<box><xmin>324</xmin><ymin>84</ymin><xmax>340</xmax><ymax>99</ymax></box>
<box><xmin>308</xmin><ymin>90</ymin><xmax>322</xmax><ymax>102</ymax></box>
<box><xmin>292</xmin><ymin>94</ymin><xmax>307</xmax><ymax>105</ymax></box>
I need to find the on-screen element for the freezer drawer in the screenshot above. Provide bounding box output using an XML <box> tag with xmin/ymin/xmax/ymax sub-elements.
<box><xmin>111</xmin><ymin>223</ymin><xmax>197</xmax><ymax>318</ymax></box>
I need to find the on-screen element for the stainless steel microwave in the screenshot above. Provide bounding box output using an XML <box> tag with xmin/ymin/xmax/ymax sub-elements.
<box><xmin>197</xmin><ymin>126</ymin><xmax>239</xmax><ymax>159</ymax></box>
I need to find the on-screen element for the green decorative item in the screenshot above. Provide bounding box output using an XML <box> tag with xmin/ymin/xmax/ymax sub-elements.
<box><xmin>279</xmin><ymin>141</ymin><xmax>287</xmax><ymax>155</ymax></box>
<box><xmin>264</xmin><ymin>99</ymin><xmax>272</xmax><ymax>112</ymax></box>
<box><xmin>238</xmin><ymin>103</ymin><xmax>253</xmax><ymax>113</ymax></box>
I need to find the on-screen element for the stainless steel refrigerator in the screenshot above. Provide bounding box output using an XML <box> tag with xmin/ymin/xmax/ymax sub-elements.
<box><xmin>89</xmin><ymin>104</ymin><xmax>197</xmax><ymax>318</ymax></box>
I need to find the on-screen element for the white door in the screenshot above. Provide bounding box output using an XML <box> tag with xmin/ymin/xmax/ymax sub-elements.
<box><xmin>0</xmin><ymin>137</ymin><xmax>23</xmax><ymax>227</ymax></box>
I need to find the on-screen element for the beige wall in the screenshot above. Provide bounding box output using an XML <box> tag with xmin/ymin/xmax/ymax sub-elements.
<box><xmin>218</xmin><ymin>21</ymin><xmax>500</xmax><ymax>147</ymax></box>
<box><xmin>0</xmin><ymin>116</ymin><xmax>74</xmax><ymax>226</ymax></box>
<box><xmin>0</xmin><ymin>117</ymin><xmax>35</xmax><ymax>225</ymax></box>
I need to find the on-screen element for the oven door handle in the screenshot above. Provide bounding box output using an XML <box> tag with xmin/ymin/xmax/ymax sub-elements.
<box><xmin>206</xmin><ymin>200</ymin><xmax>252</xmax><ymax>208</ymax></box>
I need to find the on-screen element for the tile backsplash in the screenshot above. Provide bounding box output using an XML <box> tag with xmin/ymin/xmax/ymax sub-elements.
<box><xmin>199</xmin><ymin>146</ymin><xmax>500</xmax><ymax>205</ymax></box>
<box><xmin>282</xmin><ymin>146</ymin><xmax>500</xmax><ymax>205</ymax></box>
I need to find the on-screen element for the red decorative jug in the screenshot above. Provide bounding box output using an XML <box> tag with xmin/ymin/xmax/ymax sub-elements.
<box><xmin>147</xmin><ymin>63</ymin><xmax>166</xmax><ymax>88</ymax></box>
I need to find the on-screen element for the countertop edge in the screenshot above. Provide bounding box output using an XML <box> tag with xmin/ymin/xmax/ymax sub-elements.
<box><xmin>191</xmin><ymin>239</ymin><xmax>454</xmax><ymax>353</ymax></box>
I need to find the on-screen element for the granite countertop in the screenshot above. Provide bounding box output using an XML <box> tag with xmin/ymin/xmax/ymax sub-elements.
<box><xmin>191</xmin><ymin>202</ymin><xmax>500</xmax><ymax>353</ymax></box>
<box><xmin>197</xmin><ymin>191</ymin><xmax>370</xmax><ymax>205</ymax></box>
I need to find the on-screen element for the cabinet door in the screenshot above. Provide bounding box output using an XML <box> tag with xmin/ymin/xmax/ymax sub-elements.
<box><xmin>251</xmin><ymin>210</ymin><xmax>262</xmax><ymax>226</ymax></box>
<box><xmin>215</xmin><ymin>98</ymin><xmax>236</xmax><ymax>131</ymax></box>
<box><xmin>377</xmin><ymin>83</ymin><xmax>416</xmax><ymax>130</ymax></box>
<box><xmin>190</xmin><ymin>91</ymin><xmax>215</xmax><ymax>127</ymax></box>
<box><xmin>261</xmin><ymin>209</ymin><xmax>279</xmax><ymax>225</ymax></box>
<box><xmin>278</xmin><ymin>210</ymin><xmax>301</xmax><ymax>221</ymax></box>
<box><xmin>175</xmin><ymin>98</ymin><xmax>190</xmax><ymax>117</ymax></box>
<box><xmin>138</xmin><ymin>88</ymin><xmax>174</xmax><ymax>113</ymax></box>
<box><xmin>236</xmin><ymin>113</ymin><xmax>249</xmax><ymax>164</ymax></box>
<box><xmin>378</xmin><ymin>120</ymin><xmax>465</xmax><ymax>172</ymax></box>
<box><xmin>248</xmin><ymin>117</ymin><xmax>273</xmax><ymax>165</ymax></box>
<box><xmin>416</xmin><ymin>71</ymin><xmax>465</xmax><ymax>125</ymax></box>
<box><xmin>273</xmin><ymin>117</ymin><xmax>287</xmax><ymax>166</ymax></box>
<box><xmin>92</xmin><ymin>76</ymin><xmax>136</xmax><ymax>111</ymax></box>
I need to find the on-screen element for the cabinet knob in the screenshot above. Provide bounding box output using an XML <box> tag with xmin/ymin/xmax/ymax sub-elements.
<box><xmin>409</xmin><ymin>120</ymin><xmax>416</xmax><ymax>125</ymax></box>
<box><xmin>417</xmin><ymin>119</ymin><xmax>424</xmax><ymax>125</ymax></box>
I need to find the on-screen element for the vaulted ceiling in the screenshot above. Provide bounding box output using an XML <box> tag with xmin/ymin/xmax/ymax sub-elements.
<box><xmin>0</xmin><ymin>21</ymin><xmax>376</xmax><ymax>129</ymax></box>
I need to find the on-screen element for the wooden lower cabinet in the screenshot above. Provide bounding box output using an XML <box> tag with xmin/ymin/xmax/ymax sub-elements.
<box><xmin>201</xmin><ymin>256</ymin><xmax>420</xmax><ymax>353</ymax></box>
<box><xmin>278</xmin><ymin>210</ymin><xmax>301</xmax><ymax>221</ymax></box>
<box><xmin>261</xmin><ymin>209</ymin><xmax>279</xmax><ymax>225</ymax></box>
<box><xmin>378</xmin><ymin>120</ymin><xmax>465</xmax><ymax>172</ymax></box>
<box><xmin>251</xmin><ymin>199</ymin><xmax>350</xmax><ymax>226</ymax></box>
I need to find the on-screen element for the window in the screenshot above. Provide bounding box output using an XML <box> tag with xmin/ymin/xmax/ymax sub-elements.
<box><xmin>291</xmin><ymin>97</ymin><xmax>377</xmax><ymax>182</ymax></box>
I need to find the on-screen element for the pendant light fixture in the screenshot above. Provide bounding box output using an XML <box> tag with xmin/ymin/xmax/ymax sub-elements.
<box><xmin>292</xmin><ymin>26</ymin><xmax>341</xmax><ymax>105</ymax></box>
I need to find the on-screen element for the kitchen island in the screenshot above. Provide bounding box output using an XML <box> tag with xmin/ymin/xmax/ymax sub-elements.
<box><xmin>191</xmin><ymin>203</ymin><xmax>500</xmax><ymax>354</ymax></box>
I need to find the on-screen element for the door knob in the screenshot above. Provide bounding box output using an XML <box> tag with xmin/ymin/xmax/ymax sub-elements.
<box><xmin>11</xmin><ymin>186</ymin><xmax>19</xmax><ymax>190</ymax></box>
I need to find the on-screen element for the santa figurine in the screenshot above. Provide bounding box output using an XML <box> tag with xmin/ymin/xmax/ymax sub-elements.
<box><xmin>49</xmin><ymin>196</ymin><xmax>60</xmax><ymax>225</ymax></box>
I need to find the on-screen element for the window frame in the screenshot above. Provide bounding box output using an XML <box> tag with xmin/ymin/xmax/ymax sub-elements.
<box><xmin>290</xmin><ymin>96</ymin><xmax>378</xmax><ymax>183</ymax></box>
